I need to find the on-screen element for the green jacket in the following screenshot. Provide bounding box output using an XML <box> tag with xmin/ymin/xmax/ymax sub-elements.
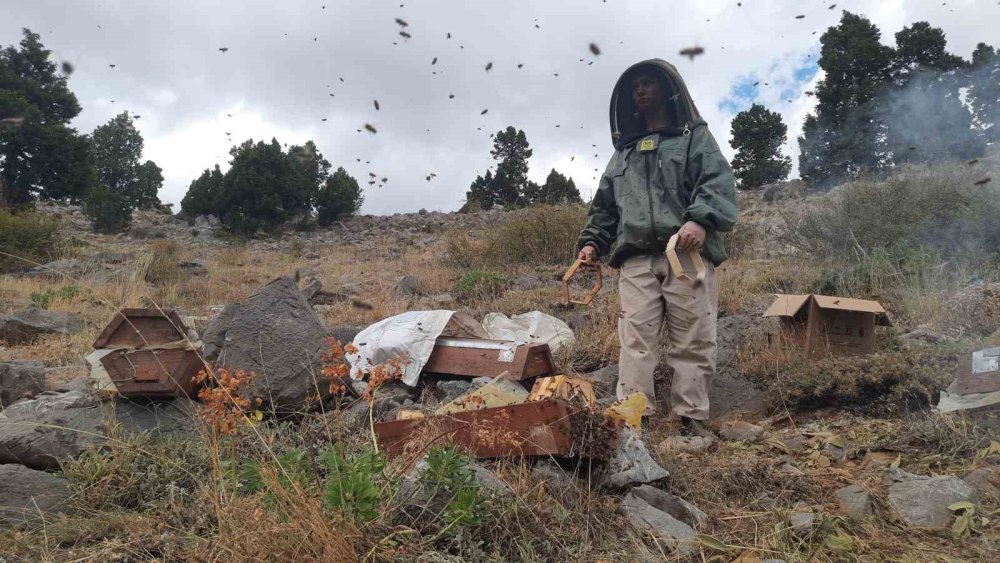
<box><xmin>577</xmin><ymin>59</ymin><xmax>738</xmax><ymax>267</ymax></box>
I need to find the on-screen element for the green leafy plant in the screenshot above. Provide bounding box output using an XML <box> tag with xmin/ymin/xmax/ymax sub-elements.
<box><xmin>241</xmin><ymin>449</ymin><xmax>315</xmax><ymax>503</ymax></box>
<box><xmin>29</xmin><ymin>285</ymin><xmax>80</xmax><ymax>308</ymax></box>
<box><xmin>452</xmin><ymin>270</ymin><xmax>511</xmax><ymax>302</ymax></box>
<box><xmin>422</xmin><ymin>447</ymin><xmax>485</xmax><ymax>530</ymax></box>
<box><xmin>319</xmin><ymin>448</ymin><xmax>383</xmax><ymax>524</ymax></box>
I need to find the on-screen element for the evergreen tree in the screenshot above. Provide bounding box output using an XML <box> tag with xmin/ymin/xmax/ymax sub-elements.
<box><xmin>83</xmin><ymin>112</ymin><xmax>148</xmax><ymax>232</ymax></box>
<box><xmin>315</xmin><ymin>167</ymin><xmax>363</xmax><ymax>226</ymax></box>
<box><xmin>798</xmin><ymin>12</ymin><xmax>895</xmax><ymax>188</ymax></box>
<box><xmin>968</xmin><ymin>43</ymin><xmax>999</xmax><ymax>142</ymax></box>
<box><xmin>490</xmin><ymin>126</ymin><xmax>532</xmax><ymax>206</ymax></box>
<box><xmin>181</xmin><ymin>165</ymin><xmax>224</xmax><ymax>217</ymax></box>
<box><xmin>884</xmin><ymin>22</ymin><xmax>983</xmax><ymax>164</ymax></box>
<box><xmin>133</xmin><ymin>160</ymin><xmax>163</xmax><ymax>209</ymax></box>
<box><xmin>729</xmin><ymin>103</ymin><xmax>791</xmax><ymax>189</ymax></box>
<box><xmin>1</xmin><ymin>29</ymin><xmax>92</xmax><ymax>206</ymax></box>
<box><xmin>464</xmin><ymin>169</ymin><xmax>496</xmax><ymax>210</ymax></box>
<box><xmin>214</xmin><ymin>138</ymin><xmax>314</xmax><ymax>234</ymax></box>
<box><xmin>537</xmin><ymin>169</ymin><xmax>582</xmax><ymax>204</ymax></box>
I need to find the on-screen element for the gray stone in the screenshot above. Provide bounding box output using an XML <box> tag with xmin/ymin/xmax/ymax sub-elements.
<box><xmin>583</xmin><ymin>364</ymin><xmax>619</xmax><ymax>399</ymax></box>
<box><xmin>0</xmin><ymin>308</ymin><xmax>83</xmax><ymax>345</ymax></box>
<box><xmin>964</xmin><ymin>467</ymin><xmax>999</xmax><ymax>498</ymax></box>
<box><xmin>789</xmin><ymin>503</ymin><xmax>815</xmax><ymax>536</ymax></box>
<box><xmin>658</xmin><ymin>435</ymin><xmax>716</xmax><ymax>455</ymax></box>
<box><xmin>0</xmin><ymin>389</ymin><xmax>195</xmax><ymax>470</ymax></box>
<box><xmin>835</xmin><ymin>485</ymin><xmax>872</xmax><ymax>518</ymax></box>
<box><xmin>621</xmin><ymin>490</ymin><xmax>696</xmax><ymax>554</ymax></box>
<box><xmin>300</xmin><ymin>277</ymin><xmax>323</xmax><ymax>300</ymax></box>
<box><xmin>887</xmin><ymin>471</ymin><xmax>978</xmax><ymax>529</ymax></box>
<box><xmin>200</xmin><ymin>303</ymin><xmax>241</xmax><ymax>363</ymax></box>
<box><xmin>0</xmin><ymin>361</ymin><xmax>46</xmax><ymax>407</ymax></box>
<box><xmin>392</xmin><ymin>275</ymin><xmax>423</xmax><ymax>297</ymax></box>
<box><xmin>603</xmin><ymin>426</ymin><xmax>669</xmax><ymax>488</ymax></box>
<box><xmin>629</xmin><ymin>485</ymin><xmax>708</xmax><ymax>530</ymax></box>
<box><xmin>24</xmin><ymin>258</ymin><xmax>84</xmax><ymax>280</ymax></box>
<box><xmin>204</xmin><ymin>277</ymin><xmax>331</xmax><ymax>413</ymax></box>
<box><xmin>719</xmin><ymin>420</ymin><xmax>766</xmax><ymax>442</ymax></box>
<box><xmin>435</xmin><ymin>380</ymin><xmax>473</xmax><ymax>402</ymax></box>
<box><xmin>325</xmin><ymin>325</ymin><xmax>364</xmax><ymax>347</ymax></box>
<box><xmin>0</xmin><ymin>465</ymin><xmax>73</xmax><ymax>529</ymax></box>
<box><xmin>194</xmin><ymin>214</ymin><xmax>221</xmax><ymax>228</ymax></box>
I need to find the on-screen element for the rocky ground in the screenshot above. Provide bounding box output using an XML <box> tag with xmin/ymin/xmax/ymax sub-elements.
<box><xmin>2</xmin><ymin>169</ymin><xmax>999</xmax><ymax>561</ymax></box>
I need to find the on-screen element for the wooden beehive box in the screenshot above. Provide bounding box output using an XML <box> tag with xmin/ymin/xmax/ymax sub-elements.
<box><xmin>422</xmin><ymin>337</ymin><xmax>556</xmax><ymax>380</ymax></box>
<box><xmin>94</xmin><ymin>308</ymin><xmax>204</xmax><ymax>399</ymax></box>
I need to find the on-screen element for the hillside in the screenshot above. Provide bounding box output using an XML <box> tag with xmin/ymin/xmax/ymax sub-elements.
<box><xmin>1</xmin><ymin>157</ymin><xmax>999</xmax><ymax>561</ymax></box>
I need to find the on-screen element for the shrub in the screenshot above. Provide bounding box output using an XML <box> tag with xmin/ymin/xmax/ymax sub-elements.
<box><xmin>144</xmin><ymin>239</ymin><xmax>182</xmax><ymax>284</ymax></box>
<box><xmin>83</xmin><ymin>183</ymin><xmax>132</xmax><ymax>233</ymax></box>
<box><xmin>788</xmin><ymin>166</ymin><xmax>1000</xmax><ymax>265</ymax></box>
<box><xmin>316</xmin><ymin>167</ymin><xmax>363</xmax><ymax>227</ymax></box>
<box><xmin>742</xmin><ymin>344</ymin><xmax>959</xmax><ymax>414</ymax></box>
<box><xmin>30</xmin><ymin>285</ymin><xmax>81</xmax><ymax>308</ymax></box>
<box><xmin>446</xmin><ymin>204</ymin><xmax>586</xmax><ymax>269</ymax></box>
<box><xmin>0</xmin><ymin>208</ymin><xmax>61</xmax><ymax>272</ymax></box>
<box><xmin>453</xmin><ymin>270</ymin><xmax>511</xmax><ymax>302</ymax></box>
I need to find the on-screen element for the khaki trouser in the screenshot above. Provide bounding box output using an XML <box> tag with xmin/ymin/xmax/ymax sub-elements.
<box><xmin>617</xmin><ymin>253</ymin><xmax>718</xmax><ymax>420</ymax></box>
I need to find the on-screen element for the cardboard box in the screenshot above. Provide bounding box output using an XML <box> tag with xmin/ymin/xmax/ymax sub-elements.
<box><xmin>763</xmin><ymin>294</ymin><xmax>891</xmax><ymax>355</ymax></box>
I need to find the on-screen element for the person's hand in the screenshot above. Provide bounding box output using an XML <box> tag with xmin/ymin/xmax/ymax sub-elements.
<box><xmin>676</xmin><ymin>221</ymin><xmax>706</xmax><ymax>253</ymax></box>
<box><xmin>578</xmin><ymin>245</ymin><xmax>597</xmax><ymax>262</ymax></box>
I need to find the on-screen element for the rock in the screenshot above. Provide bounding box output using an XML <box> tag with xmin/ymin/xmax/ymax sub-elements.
<box><xmin>835</xmin><ymin>485</ymin><xmax>872</xmax><ymax>518</ymax></box>
<box><xmin>659</xmin><ymin>435</ymin><xmax>716</xmax><ymax>455</ymax></box>
<box><xmin>392</xmin><ymin>275</ymin><xmax>423</xmax><ymax>297</ymax></box>
<box><xmin>583</xmin><ymin>364</ymin><xmax>619</xmax><ymax>399</ymax></box>
<box><xmin>719</xmin><ymin>420</ymin><xmax>766</xmax><ymax>442</ymax></box>
<box><xmin>200</xmin><ymin>303</ymin><xmax>241</xmax><ymax>363</ymax></box>
<box><xmin>176</xmin><ymin>259</ymin><xmax>207</xmax><ymax>276</ymax></box>
<box><xmin>620</xmin><ymin>489</ymin><xmax>696</xmax><ymax>554</ymax></box>
<box><xmin>434</xmin><ymin>379</ymin><xmax>473</xmax><ymax>402</ymax></box>
<box><xmin>603</xmin><ymin>426</ymin><xmax>669</xmax><ymax>488</ymax></box>
<box><xmin>397</xmin><ymin>457</ymin><xmax>511</xmax><ymax>526</ymax></box>
<box><xmin>325</xmin><ymin>325</ymin><xmax>364</xmax><ymax>347</ymax></box>
<box><xmin>0</xmin><ymin>361</ymin><xmax>46</xmax><ymax>407</ymax></box>
<box><xmin>304</xmin><ymin>251</ymin><xmax>321</xmax><ymax>260</ymax></box>
<box><xmin>629</xmin><ymin>485</ymin><xmax>707</xmax><ymax>530</ymax></box>
<box><xmin>964</xmin><ymin>467</ymin><xmax>999</xmax><ymax>498</ymax></box>
<box><xmin>194</xmin><ymin>214</ymin><xmax>221</xmax><ymax>228</ymax></box>
<box><xmin>887</xmin><ymin>470</ymin><xmax>978</xmax><ymax>529</ymax></box>
<box><xmin>0</xmin><ymin>465</ymin><xmax>73</xmax><ymax>529</ymax></box>
<box><xmin>24</xmin><ymin>258</ymin><xmax>84</xmax><ymax>279</ymax></box>
<box><xmin>0</xmin><ymin>308</ymin><xmax>83</xmax><ymax>345</ymax></box>
<box><xmin>421</xmin><ymin>293</ymin><xmax>455</xmax><ymax>308</ymax></box>
<box><xmin>0</xmin><ymin>389</ymin><xmax>195</xmax><ymax>470</ymax></box>
<box><xmin>789</xmin><ymin>503</ymin><xmax>815</xmax><ymax>536</ymax></box>
<box><xmin>511</xmin><ymin>274</ymin><xmax>548</xmax><ymax>291</ymax></box>
<box><xmin>203</xmin><ymin>277</ymin><xmax>331</xmax><ymax>413</ymax></box>
<box><xmin>300</xmin><ymin>277</ymin><xmax>323</xmax><ymax>300</ymax></box>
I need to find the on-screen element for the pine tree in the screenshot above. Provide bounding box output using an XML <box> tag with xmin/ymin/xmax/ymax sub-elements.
<box><xmin>729</xmin><ymin>103</ymin><xmax>791</xmax><ymax>189</ymax></box>
<box><xmin>464</xmin><ymin>169</ymin><xmax>496</xmax><ymax>211</ymax></box>
<box><xmin>884</xmin><ymin>22</ymin><xmax>983</xmax><ymax>164</ymax></box>
<box><xmin>490</xmin><ymin>126</ymin><xmax>532</xmax><ymax>206</ymax></box>
<box><xmin>968</xmin><ymin>43</ymin><xmax>999</xmax><ymax>142</ymax></box>
<box><xmin>1</xmin><ymin>29</ymin><xmax>92</xmax><ymax>206</ymax></box>
<box><xmin>181</xmin><ymin>165</ymin><xmax>224</xmax><ymax>217</ymax></box>
<box><xmin>133</xmin><ymin>161</ymin><xmax>163</xmax><ymax>209</ymax></box>
<box><xmin>316</xmin><ymin>167</ymin><xmax>363</xmax><ymax>226</ymax></box>
<box><xmin>83</xmin><ymin>112</ymin><xmax>147</xmax><ymax>232</ymax></box>
<box><xmin>798</xmin><ymin>12</ymin><xmax>895</xmax><ymax>188</ymax></box>
<box><xmin>537</xmin><ymin>169</ymin><xmax>582</xmax><ymax>204</ymax></box>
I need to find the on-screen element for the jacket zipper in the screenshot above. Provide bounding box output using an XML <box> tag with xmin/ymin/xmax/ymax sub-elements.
<box><xmin>644</xmin><ymin>147</ymin><xmax>658</xmax><ymax>246</ymax></box>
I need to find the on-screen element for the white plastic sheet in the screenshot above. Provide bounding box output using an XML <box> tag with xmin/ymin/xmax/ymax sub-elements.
<box><xmin>481</xmin><ymin>311</ymin><xmax>576</xmax><ymax>353</ymax></box>
<box><xmin>346</xmin><ymin>310</ymin><xmax>455</xmax><ymax>386</ymax></box>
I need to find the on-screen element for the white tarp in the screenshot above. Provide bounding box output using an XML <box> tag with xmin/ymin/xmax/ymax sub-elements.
<box><xmin>346</xmin><ymin>310</ymin><xmax>575</xmax><ymax>387</ymax></box>
<box><xmin>346</xmin><ymin>310</ymin><xmax>455</xmax><ymax>386</ymax></box>
<box><xmin>482</xmin><ymin>311</ymin><xmax>576</xmax><ymax>353</ymax></box>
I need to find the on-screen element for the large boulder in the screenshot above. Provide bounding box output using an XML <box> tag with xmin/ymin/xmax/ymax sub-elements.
<box><xmin>621</xmin><ymin>489</ymin><xmax>696</xmax><ymax>554</ymax></box>
<box><xmin>0</xmin><ymin>388</ymin><xmax>194</xmax><ymax>470</ymax></box>
<box><xmin>0</xmin><ymin>360</ymin><xmax>46</xmax><ymax>407</ymax></box>
<box><xmin>201</xmin><ymin>277</ymin><xmax>330</xmax><ymax>413</ymax></box>
<box><xmin>603</xmin><ymin>426</ymin><xmax>669</xmax><ymax>488</ymax></box>
<box><xmin>0</xmin><ymin>464</ymin><xmax>73</xmax><ymax>528</ymax></box>
<box><xmin>0</xmin><ymin>308</ymin><xmax>83</xmax><ymax>345</ymax></box>
<box><xmin>887</xmin><ymin>469</ymin><xmax>978</xmax><ymax>529</ymax></box>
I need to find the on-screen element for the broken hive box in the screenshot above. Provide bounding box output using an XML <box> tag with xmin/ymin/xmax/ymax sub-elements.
<box><xmin>422</xmin><ymin>337</ymin><xmax>555</xmax><ymax>380</ymax></box>
<box><xmin>763</xmin><ymin>294</ymin><xmax>891</xmax><ymax>356</ymax></box>
<box><xmin>94</xmin><ymin>308</ymin><xmax>204</xmax><ymax>399</ymax></box>
<box><xmin>375</xmin><ymin>399</ymin><xmax>615</xmax><ymax>460</ymax></box>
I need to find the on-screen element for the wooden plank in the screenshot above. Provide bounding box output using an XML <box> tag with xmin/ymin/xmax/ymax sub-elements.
<box><xmin>375</xmin><ymin>399</ymin><xmax>575</xmax><ymax>458</ymax></box>
<box><xmin>93</xmin><ymin>308</ymin><xmax>188</xmax><ymax>348</ymax></box>
<box><xmin>423</xmin><ymin>339</ymin><xmax>554</xmax><ymax>380</ymax></box>
<box><xmin>101</xmin><ymin>348</ymin><xmax>204</xmax><ymax>399</ymax></box>
<box><xmin>955</xmin><ymin>352</ymin><xmax>1000</xmax><ymax>394</ymax></box>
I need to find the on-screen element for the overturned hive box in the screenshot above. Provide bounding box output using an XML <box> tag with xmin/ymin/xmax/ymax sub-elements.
<box><xmin>763</xmin><ymin>294</ymin><xmax>891</xmax><ymax>356</ymax></box>
<box><xmin>94</xmin><ymin>308</ymin><xmax>204</xmax><ymax>399</ymax></box>
<box><xmin>422</xmin><ymin>337</ymin><xmax>556</xmax><ymax>380</ymax></box>
<box><xmin>374</xmin><ymin>399</ymin><xmax>616</xmax><ymax>460</ymax></box>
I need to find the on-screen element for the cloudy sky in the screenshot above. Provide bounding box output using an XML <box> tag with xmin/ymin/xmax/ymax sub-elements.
<box><xmin>3</xmin><ymin>0</ymin><xmax>996</xmax><ymax>214</ymax></box>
